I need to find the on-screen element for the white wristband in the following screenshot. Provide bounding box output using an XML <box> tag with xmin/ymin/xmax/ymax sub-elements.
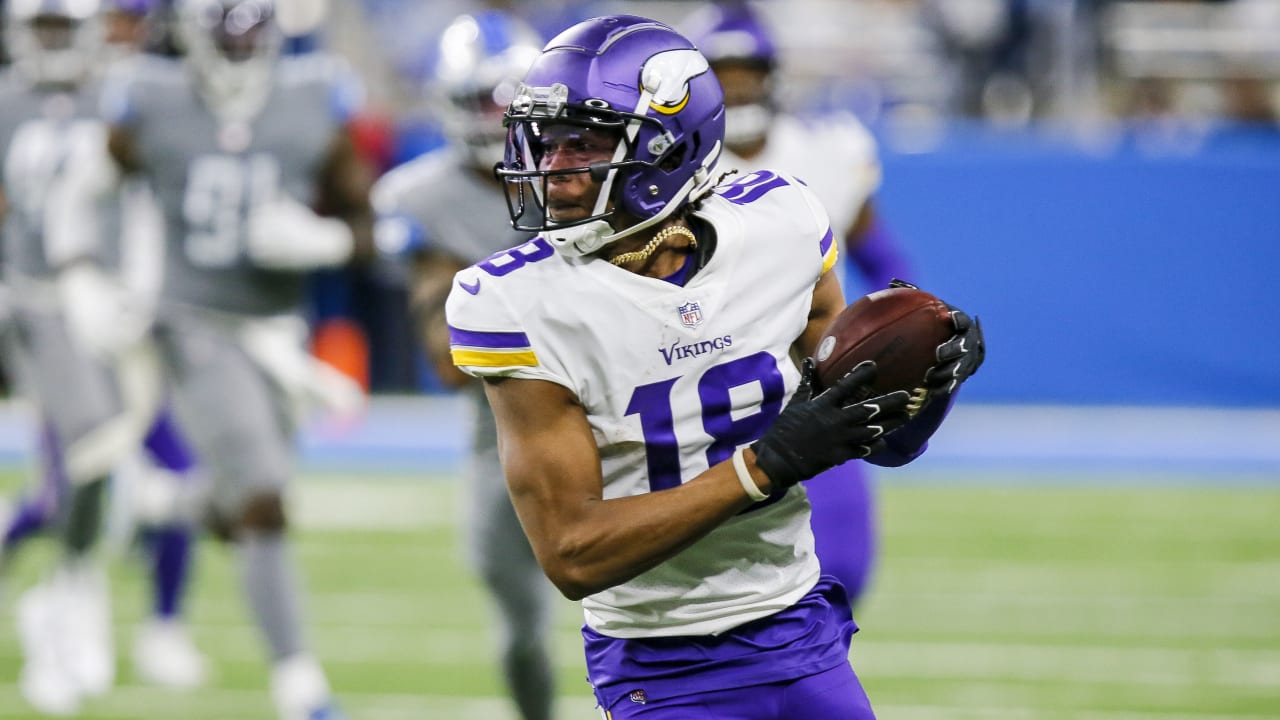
<box><xmin>732</xmin><ymin>447</ymin><xmax>768</xmax><ymax>502</ymax></box>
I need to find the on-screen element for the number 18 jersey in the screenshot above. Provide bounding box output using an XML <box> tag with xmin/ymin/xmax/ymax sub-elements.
<box><xmin>446</xmin><ymin>172</ymin><xmax>840</xmax><ymax>638</ymax></box>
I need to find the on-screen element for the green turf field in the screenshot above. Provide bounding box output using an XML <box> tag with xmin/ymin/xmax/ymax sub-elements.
<box><xmin>0</xmin><ymin>472</ymin><xmax>1276</xmax><ymax>719</ymax></box>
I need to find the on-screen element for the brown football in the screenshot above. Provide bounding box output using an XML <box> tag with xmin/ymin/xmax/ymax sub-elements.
<box><xmin>812</xmin><ymin>287</ymin><xmax>955</xmax><ymax>397</ymax></box>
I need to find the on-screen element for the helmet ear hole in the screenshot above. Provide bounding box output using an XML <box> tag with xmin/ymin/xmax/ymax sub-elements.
<box><xmin>658</xmin><ymin>143</ymin><xmax>685</xmax><ymax>173</ymax></box>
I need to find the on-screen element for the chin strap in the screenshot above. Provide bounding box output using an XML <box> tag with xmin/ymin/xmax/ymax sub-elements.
<box><xmin>545</xmin><ymin>150</ymin><xmax>718</xmax><ymax>258</ymax></box>
<box><xmin>609</xmin><ymin>225</ymin><xmax>697</xmax><ymax>267</ymax></box>
<box><xmin>545</xmin><ymin>220</ymin><xmax>614</xmax><ymax>256</ymax></box>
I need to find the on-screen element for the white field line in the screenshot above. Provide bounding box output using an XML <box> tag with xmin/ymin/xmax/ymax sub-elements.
<box><xmin>0</xmin><ymin>684</ymin><xmax>601</xmax><ymax>720</ymax></box>
<box><xmin>851</xmin><ymin>640</ymin><xmax>1280</xmax><ymax>688</ymax></box>
<box><xmin>290</xmin><ymin>481</ymin><xmax>449</xmax><ymax>530</ymax></box>
<box><xmin>874</xmin><ymin>706</ymin><xmax>1280</xmax><ymax>720</ymax></box>
<box><xmin>868</xmin><ymin>563</ymin><xmax>1280</xmax><ymax>602</ymax></box>
<box><xmin>858</xmin><ymin>593</ymin><xmax>1280</xmax><ymax>640</ymax></box>
<box><xmin>4</xmin><ymin>618</ymin><xmax>1272</xmax><ymax>691</ymax></box>
<box><xmin>0</xmin><ymin>686</ymin><xmax>1273</xmax><ymax>720</ymax></box>
<box><xmin>134</xmin><ymin>584</ymin><xmax>1280</xmax><ymax>645</ymax></box>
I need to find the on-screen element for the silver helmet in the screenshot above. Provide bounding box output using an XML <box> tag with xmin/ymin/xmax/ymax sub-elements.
<box><xmin>176</xmin><ymin>0</ymin><xmax>281</xmax><ymax>120</ymax></box>
<box><xmin>431</xmin><ymin>11</ymin><xmax>543</xmax><ymax>171</ymax></box>
<box><xmin>5</xmin><ymin>0</ymin><xmax>104</xmax><ymax>87</ymax></box>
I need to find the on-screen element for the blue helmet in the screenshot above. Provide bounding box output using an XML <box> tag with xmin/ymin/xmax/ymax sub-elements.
<box><xmin>433</xmin><ymin>11</ymin><xmax>543</xmax><ymax>170</ymax></box>
<box><xmin>497</xmin><ymin>15</ymin><xmax>725</xmax><ymax>257</ymax></box>
<box><xmin>684</xmin><ymin>1</ymin><xmax>776</xmax><ymax>69</ymax></box>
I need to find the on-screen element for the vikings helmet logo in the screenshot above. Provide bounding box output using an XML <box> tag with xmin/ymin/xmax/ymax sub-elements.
<box><xmin>641</xmin><ymin>49</ymin><xmax>710</xmax><ymax>115</ymax></box>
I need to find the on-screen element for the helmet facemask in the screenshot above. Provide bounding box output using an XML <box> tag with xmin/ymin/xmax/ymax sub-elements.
<box><xmin>498</xmin><ymin>77</ymin><xmax>720</xmax><ymax>257</ymax></box>
<box><xmin>498</xmin><ymin>83</ymin><xmax>640</xmax><ymax>240</ymax></box>
<box><xmin>179</xmin><ymin>0</ymin><xmax>280</xmax><ymax>121</ymax></box>
<box><xmin>5</xmin><ymin>0</ymin><xmax>104</xmax><ymax>88</ymax></box>
<box><xmin>432</xmin><ymin>12</ymin><xmax>543</xmax><ymax>173</ymax></box>
<box><xmin>440</xmin><ymin>75</ymin><xmax>529</xmax><ymax>172</ymax></box>
<box><xmin>492</xmin><ymin>17</ymin><xmax>725</xmax><ymax>258</ymax></box>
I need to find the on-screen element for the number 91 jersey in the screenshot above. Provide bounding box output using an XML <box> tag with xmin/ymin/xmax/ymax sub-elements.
<box><xmin>100</xmin><ymin>54</ymin><xmax>363</xmax><ymax>316</ymax></box>
<box><xmin>446</xmin><ymin>171</ymin><xmax>840</xmax><ymax>638</ymax></box>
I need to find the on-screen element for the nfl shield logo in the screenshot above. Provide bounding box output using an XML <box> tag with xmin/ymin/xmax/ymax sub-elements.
<box><xmin>678</xmin><ymin>301</ymin><xmax>703</xmax><ymax>328</ymax></box>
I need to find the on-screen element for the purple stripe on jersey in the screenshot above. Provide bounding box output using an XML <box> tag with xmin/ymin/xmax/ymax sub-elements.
<box><xmin>448</xmin><ymin>326</ymin><xmax>531</xmax><ymax>349</ymax></box>
<box><xmin>819</xmin><ymin>226</ymin><xmax>835</xmax><ymax>256</ymax></box>
<box><xmin>583</xmin><ymin>576</ymin><xmax>857</xmax><ymax>711</ymax></box>
<box><xmin>735</xmin><ymin>174</ymin><xmax>789</xmax><ymax>205</ymax></box>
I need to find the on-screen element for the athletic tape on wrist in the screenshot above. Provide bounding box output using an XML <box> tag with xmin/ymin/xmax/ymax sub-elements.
<box><xmin>732</xmin><ymin>447</ymin><xmax>768</xmax><ymax>502</ymax></box>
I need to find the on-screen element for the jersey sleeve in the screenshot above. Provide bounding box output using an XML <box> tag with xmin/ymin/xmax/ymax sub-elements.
<box><xmin>99</xmin><ymin>59</ymin><xmax>140</xmax><ymax>127</ymax></box>
<box><xmin>444</xmin><ymin>270</ymin><xmax>568</xmax><ymax>385</ymax></box>
<box><xmin>326</xmin><ymin>57</ymin><xmax>366</xmax><ymax>125</ymax></box>
<box><xmin>370</xmin><ymin>167</ymin><xmax>428</xmax><ymax>256</ymax></box>
<box><xmin>785</xmin><ymin>171</ymin><xmax>840</xmax><ymax>276</ymax></box>
<box><xmin>277</xmin><ymin>54</ymin><xmax>367</xmax><ymax>125</ymax></box>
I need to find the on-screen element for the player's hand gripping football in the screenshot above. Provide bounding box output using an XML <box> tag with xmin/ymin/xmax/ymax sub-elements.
<box><xmin>751</xmin><ymin>359</ymin><xmax>911</xmax><ymax>493</ymax></box>
<box><xmin>889</xmin><ymin>279</ymin><xmax>986</xmax><ymax>396</ymax></box>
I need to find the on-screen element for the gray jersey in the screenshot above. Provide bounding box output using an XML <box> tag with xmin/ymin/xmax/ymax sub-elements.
<box><xmin>103</xmin><ymin>54</ymin><xmax>362</xmax><ymax>315</ymax></box>
<box><xmin>0</xmin><ymin>71</ymin><xmax>117</xmax><ymax>278</ymax></box>
<box><xmin>372</xmin><ymin>147</ymin><xmax>528</xmax><ymax>452</ymax></box>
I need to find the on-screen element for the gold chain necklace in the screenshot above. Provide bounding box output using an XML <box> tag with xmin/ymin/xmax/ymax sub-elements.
<box><xmin>609</xmin><ymin>225</ymin><xmax>698</xmax><ymax>267</ymax></box>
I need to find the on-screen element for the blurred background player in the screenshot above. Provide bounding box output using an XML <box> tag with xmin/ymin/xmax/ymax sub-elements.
<box><xmin>371</xmin><ymin>11</ymin><xmax>559</xmax><ymax>720</ymax></box>
<box><xmin>685</xmin><ymin>0</ymin><xmax>916</xmax><ymax>607</ymax></box>
<box><xmin>52</xmin><ymin>0</ymin><xmax>374</xmax><ymax>717</ymax></box>
<box><xmin>0</xmin><ymin>0</ymin><xmax>209</xmax><ymax>713</ymax></box>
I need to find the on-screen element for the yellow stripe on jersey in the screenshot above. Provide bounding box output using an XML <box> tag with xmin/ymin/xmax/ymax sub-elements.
<box><xmin>451</xmin><ymin>348</ymin><xmax>539</xmax><ymax>368</ymax></box>
<box><xmin>821</xmin><ymin>239</ymin><xmax>840</xmax><ymax>275</ymax></box>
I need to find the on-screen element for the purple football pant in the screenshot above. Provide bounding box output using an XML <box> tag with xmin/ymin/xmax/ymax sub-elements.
<box><xmin>601</xmin><ymin>662</ymin><xmax>875</xmax><ymax>719</ymax></box>
<box><xmin>803</xmin><ymin>461</ymin><xmax>877</xmax><ymax>606</ymax></box>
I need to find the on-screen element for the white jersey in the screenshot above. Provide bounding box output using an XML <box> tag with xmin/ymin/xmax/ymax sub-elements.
<box><xmin>719</xmin><ymin>112</ymin><xmax>881</xmax><ymax>239</ymax></box>
<box><xmin>446</xmin><ymin>171</ymin><xmax>840</xmax><ymax>638</ymax></box>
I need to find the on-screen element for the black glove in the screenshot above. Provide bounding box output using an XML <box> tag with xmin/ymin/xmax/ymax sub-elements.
<box><xmin>926</xmin><ymin>307</ymin><xmax>985</xmax><ymax>395</ymax></box>
<box><xmin>888</xmin><ymin>279</ymin><xmax>985</xmax><ymax>396</ymax></box>
<box><xmin>751</xmin><ymin>359</ymin><xmax>910</xmax><ymax>493</ymax></box>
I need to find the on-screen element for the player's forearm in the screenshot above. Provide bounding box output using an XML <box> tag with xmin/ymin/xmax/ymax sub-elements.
<box><xmin>318</xmin><ymin>131</ymin><xmax>377</xmax><ymax>263</ymax></box>
<box><xmin>412</xmin><ymin>259</ymin><xmax>470</xmax><ymax>387</ymax></box>
<box><xmin>337</xmin><ymin>208</ymin><xmax>375</xmax><ymax>264</ymax></box>
<box><xmin>45</xmin><ymin>145</ymin><xmax>121</xmax><ymax>268</ymax></box>
<box><xmin>420</xmin><ymin>304</ymin><xmax>469</xmax><ymax>388</ymax></box>
<box><xmin>522</xmin><ymin>460</ymin><xmax>761</xmax><ymax>601</ymax></box>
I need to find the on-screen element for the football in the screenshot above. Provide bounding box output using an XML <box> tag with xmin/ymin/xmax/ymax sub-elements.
<box><xmin>812</xmin><ymin>286</ymin><xmax>955</xmax><ymax>397</ymax></box>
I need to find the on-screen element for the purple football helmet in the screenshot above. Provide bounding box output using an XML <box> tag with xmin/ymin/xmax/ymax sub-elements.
<box><xmin>684</xmin><ymin>3</ymin><xmax>778</xmax><ymax>150</ymax></box>
<box><xmin>106</xmin><ymin>0</ymin><xmax>155</xmax><ymax>15</ymax></box>
<box><xmin>684</xmin><ymin>1</ymin><xmax>776</xmax><ymax>68</ymax></box>
<box><xmin>496</xmin><ymin>15</ymin><xmax>725</xmax><ymax>257</ymax></box>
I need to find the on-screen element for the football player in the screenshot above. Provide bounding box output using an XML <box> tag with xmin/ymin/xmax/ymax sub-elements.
<box><xmin>685</xmin><ymin>0</ymin><xmax>917</xmax><ymax>606</ymax></box>
<box><xmin>446</xmin><ymin>14</ymin><xmax>984</xmax><ymax>719</ymax></box>
<box><xmin>372</xmin><ymin>11</ymin><xmax>558</xmax><ymax>720</ymax></box>
<box><xmin>50</xmin><ymin>0</ymin><xmax>373</xmax><ymax>717</ymax></box>
<box><xmin>0</xmin><ymin>0</ymin><xmax>208</xmax><ymax>712</ymax></box>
